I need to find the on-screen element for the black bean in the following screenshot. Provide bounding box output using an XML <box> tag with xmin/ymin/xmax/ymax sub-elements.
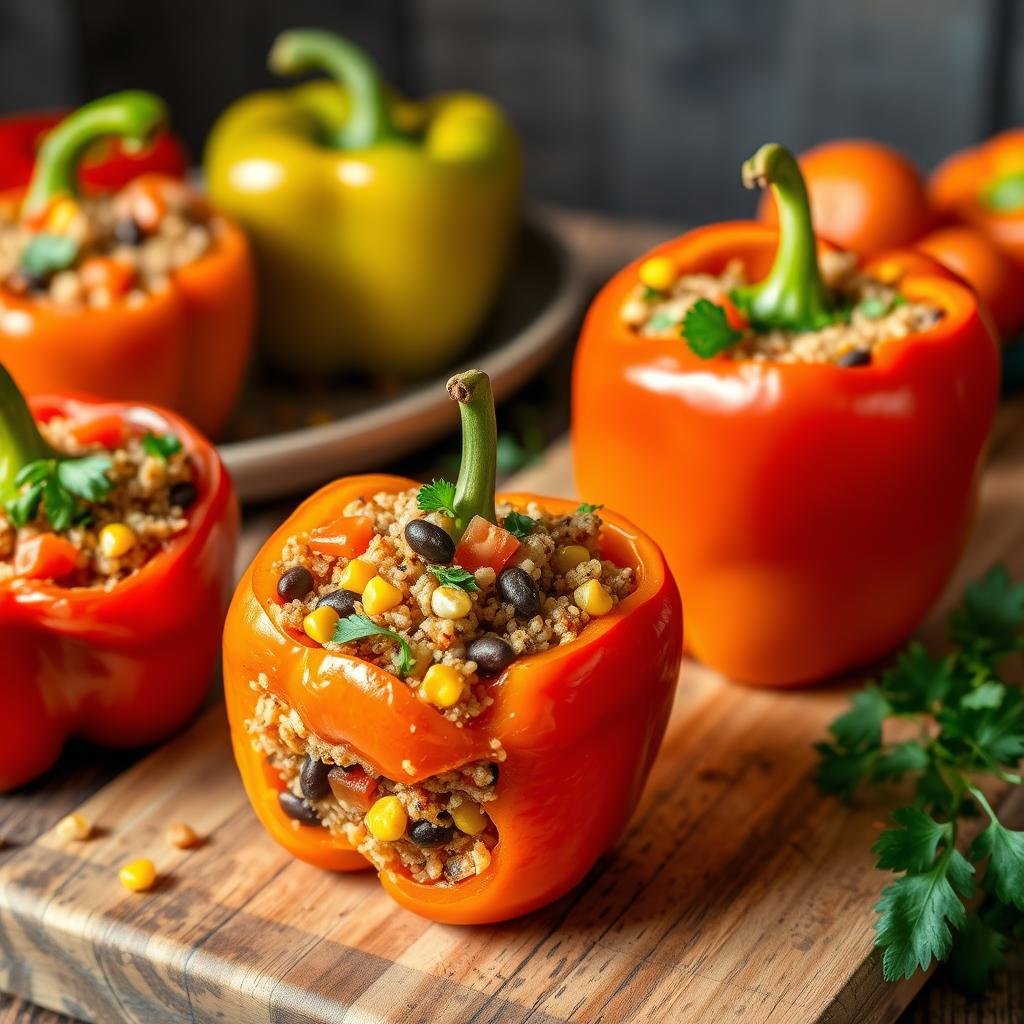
<box><xmin>404</xmin><ymin>519</ymin><xmax>455</xmax><ymax>564</ymax></box>
<box><xmin>487</xmin><ymin>762</ymin><xmax>500</xmax><ymax>786</ymax></box>
<box><xmin>19</xmin><ymin>270</ymin><xmax>50</xmax><ymax>293</ymax></box>
<box><xmin>299</xmin><ymin>755</ymin><xmax>330</xmax><ymax>801</ymax></box>
<box><xmin>169</xmin><ymin>481</ymin><xmax>198</xmax><ymax>509</ymax></box>
<box><xmin>113</xmin><ymin>217</ymin><xmax>144</xmax><ymax>246</ymax></box>
<box><xmin>837</xmin><ymin>348</ymin><xmax>872</xmax><ymax>368</ymax></box>
<box><xmin>409</xmin><ymin>818</ymin><xmax>455</xmax><ymax>848</ymax></box>
<box><xmin>278</xmin><ymin>565</ymin><xmax>314</xmax><ymax>603</ymax></box>
<box><xmin>315</xmin><ymin>588</ymin><xmax>360</xmax><ymax>617</ymax></box>
<box><xmin>278</xmin><ymin>791</ymin><xmax>319</xmax><ymax>824</ymax></box>
<box><xmin>467</xmin><ymin>635</ymin><xmax>516</xmax><ymax>676</ymax></box>
<box><xmin>497</xmin><ymin>567</ymin><xmax>541</xmax><ymax>618</ymax></box>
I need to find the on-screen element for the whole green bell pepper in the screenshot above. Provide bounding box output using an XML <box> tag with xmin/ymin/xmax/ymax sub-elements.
<box><xmin>204</xmin><ymin>29</ymin><xmax>522</xmax><ymax>376</ymax></box>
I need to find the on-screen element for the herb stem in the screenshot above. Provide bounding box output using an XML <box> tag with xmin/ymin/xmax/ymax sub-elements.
<box><xmin>967</xmin><ymin>785</ymin><xmax>1000</xmax><ymax>823</ymax></box>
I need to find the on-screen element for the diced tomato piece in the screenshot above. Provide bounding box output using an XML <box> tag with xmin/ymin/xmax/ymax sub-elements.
<box><xmin>308</xmin><ymin>514</ymin><xmax>374</xmax><ymax>558</ymax></box>
<box><xmin>68</xmin><ymin>414</ymin><xmax>127</xmax><ymax>449</ymax></box>
<box><xmin>328</xmin><ymin>766</ymin><xmax>379</xmax><ymax>812</ymax></box>
<box><xmin>79</xmin><ymin>256</ymin><xmax>136</xmax><ymax>297</ymax></box>
<box><xmin>118</xmin><ymin>173</ymin><xmax>170</xmax><ymax>232</ymax></box>
<box><xmin>14</xmin><ymin>533</ymin><xmax>79</xmax><ymax>581</ymax></box>
<box><xmin>716</xmin><ymin>292</ymin><xmax>749</xmax><ymax>332</ymax></box>
<box><xmin>454</xmin><ymin>516</ymin><xmax>521</xmax><ymax>573</ymax></box>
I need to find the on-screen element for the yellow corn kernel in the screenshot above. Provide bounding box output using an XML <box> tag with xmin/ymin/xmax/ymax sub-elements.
<box><xmin>46</xmin><ymin>197</ymin><xmax>81</xmax><ymax>234</ymax></box>
<box><xmin>451</xmin><ymin>801</ymin><xmax>489</xmax><ymax>837</ymax></box>
<box><xmin>638</xmin><ymin>256</ymin><xmax>676</xmax><ymax>292</ymax></box>
<box><xmin>56</xmin><ymin>812</ymin><xmax>91</xmax><ymax>841</ymax></box>
<box><xmin>338</xmin><ymin>558</ymin><xmax>377</xmax><ymax>593</ymax></box>
<box><xmin>431</xmin><ymin>585</ymin><xmax>473</xmax><ymax>620</ymax></box>
<box><xmin>118</xmin><ymin>858</ymin><xmax>157</xmax><ymax>893</ymax></box>
<box><xmin>553</xmin><ymin>544</ymin><xmax>590</xmax><ymax>574</ymax></box>
<box><xmin>99</xmin><ymin>523</ymin><xmax>136</xmax><ymax>558</ymax></box>
<box><xmin>303</xmin><ymin>606</ymin><xmax>340</xmax><ymax>644</ymax></box>
<box><xmin>366</xmin><ymin>795</ymin><xmax>407</xmax><ymax>842</ymax></box>
<box><xmin>419</xmin><ymin>663</ymin><xmax>466</xmax><ymax>709</ymax></box>
<box><xmin>362</xmin><ymin>575</ymin><xmax>403</xmax><ymax>616</ymax></box>
<box><xmin>574</xmin><ymin>579</ymin><xmax>613</xmax><ymax>617</ymax></box>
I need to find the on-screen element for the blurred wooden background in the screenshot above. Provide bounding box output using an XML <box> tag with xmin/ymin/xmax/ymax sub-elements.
<box><xmin>0</xmin><ymin>0</ymin><xmax>1019</xmax><ymax>220</ymax></box>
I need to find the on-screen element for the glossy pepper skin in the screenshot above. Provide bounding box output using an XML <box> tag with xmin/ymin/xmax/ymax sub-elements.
<box><xmin>0</xmin><ymin>379</ymin><xmax>239</xmax><ymax>792</ymax></box>
<box><xmin>0</xmin><ymin>93</ymin><xmax>255</xmax><ymax>439</ymax></box>
<box><xmin>0</xmin><ymin>110</ymin><xmax>187</xmax><ymax>192</ymax></box>
<box><xmin>574</xmin><ymin>145</ymin><xmax>999</xmax><ymax>687</ymax></box>
<box><xmin>204</xmin><ymin>29</ymin><xmax>521</xmax><ymax>376</ymax></box>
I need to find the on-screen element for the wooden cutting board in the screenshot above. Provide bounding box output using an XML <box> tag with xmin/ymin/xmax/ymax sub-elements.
<box><xmin>2</xmin><ymin>403</ymin><xmax>1024</xmax><ymax>1024</ymax></box>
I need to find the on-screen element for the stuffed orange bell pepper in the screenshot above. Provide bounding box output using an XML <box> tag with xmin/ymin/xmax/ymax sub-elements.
<box><xmin>0</xmin><ymin>91</ymin><xmax>255</xmax><ymax>439</ymax></box>
<box><xmin>0</xmin><ymin>365</ymin><xmax>238</xmax><ymax>791</ymax></box>
<box><xmin>205</xmin><ymin>29</ymin><xmax>521</xmax><ymax>376</ymax></box>
<box><xmin>223</xmin><ymin>370</ymin><xmax>681</xmax><ymax>923</ymax></box>
<box><xmin>574</xmin><ymin>143</ymin><xmax>998</xmax><ymax>687</ymax></box>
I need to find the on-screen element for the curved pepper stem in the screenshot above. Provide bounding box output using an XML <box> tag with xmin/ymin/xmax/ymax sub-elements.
<box><xmin>0</xmin><ymin>365</ymin><xmax>59</xmax><ymax>504</ymax></box>
<box><xmin>23</xmin><ymin>91</ymin><xmax>168</xmax><ymax>219</ymax></box>
<box><xmin>733</xmin><ymin>143</ymin><xmax>834</xmax><ymax>331</ymax></box>
<box><xmin>269</xmin><ymin>29</ymin><xmax>392</xmax><ymax>150</ymax></box>
<box><xmin>448</xmin><ymin>369</ymin><xmax>497</xmax><ymax>537</ymax></box>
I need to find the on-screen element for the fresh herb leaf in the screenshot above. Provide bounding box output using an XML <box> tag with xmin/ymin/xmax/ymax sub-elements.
<box><xmin>4</xmin><ymin>480</ymin><xmax>43</xmax><ymax>527</ymax></box>
<box><xmin>56</xmin><ymin>455</ymin><xmax>114</xmax><ymax>502</ymax></box>
<box><xmin>333</xmin><ymin>613</ymin><xmax>414</xmax><ymax>678</ymax></box>
<box><xmin>855</xmin><ymin>296</ymin><xmax>892</xmax><ymax>320</ymax></box>
<box><xmin>503</xmin><ymin>511</ymin><xmax>536</xmax><ymax>540</ymax></box>
<box><xmin>5</xmin><ymin>455</ymin><xmax>112</xmax><ymax>532</ymax></box>
<box><xmin>20</xmin><ymin>232</ymin><xmax>79</xmax><ymax>277</ymax></box>
<box><xmin>830</xmin><ymin>685</ymin><xmax>890</xmax><ymax>750</ymax></box>
<box><xmin>950</xmin><ymin>565</ymin><xmax>1024</xmax><ymax>661</ymax></box>
<box><xmin>681</xmin><ymin>298</ymin><xmax>742</xmax><ymax>358</ymax></box>
<box><xmin>417</xmin><ymin>479</ymin><xmax>456</xmax><ymax>518</ymax></box>
<box><xmin>872</xmin><ymin>807</ymin><xmax>951</xmax><ymax>874</ymax></box>
<box><xmin>428</xmin><ymin>565</ymin><xmax>479</xmax><ymax>592</ymax></box>
<box><xmin>576</xmin><ymin>502</ymin><xmax>603</xmax><ymax>515</ymax></box>
<box><xmin>647</xmin><ymin>311</ymin><xmax>678</xmax><ymax>332</ymax></box>
<box><xmin>641</xmin><ymin>285</ymin><xmax>661</xmax><ymax>302</ymax></box>
<box><xmin>142</xmin><ymin>432</ymin><xmax>182</xmax><ymax>462</ymax></box>
<box><xmin>972</xmin><ymin>816</ymin><xmax>1024</xmax><ymax>910</ymax></box>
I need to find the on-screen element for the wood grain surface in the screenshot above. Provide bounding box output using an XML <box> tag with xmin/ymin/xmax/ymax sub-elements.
<box><xmin>1</xmin><ymin>399</ymin><xmax>1023</xmax><ymax>1024</ymax></box>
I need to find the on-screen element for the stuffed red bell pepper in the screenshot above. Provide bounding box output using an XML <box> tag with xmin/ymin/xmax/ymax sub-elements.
<box><xmin>0</xmin><ymin>365</ymin><xmax>238</xmax><ymax>790</ymax></box>
<box><xmin>223</xmin><ymin>371</ymin><xmax>681</xmax><ymax>924</ymax></box>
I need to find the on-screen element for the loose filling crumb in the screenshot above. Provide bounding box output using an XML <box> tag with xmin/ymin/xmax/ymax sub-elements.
<box><xmin>0</xmin><ymin>418</ymin><xmax>196</xmax><ymax>588</ymax></box>
<box><xmin>621</xmin><ymin>250</ymin><xmax>944</xmax><ymax>365</ymax></box>
<box><xmin>0</xmin><ymin>175</ymin><xmax>215</xmax><ymax>309</ymax></box>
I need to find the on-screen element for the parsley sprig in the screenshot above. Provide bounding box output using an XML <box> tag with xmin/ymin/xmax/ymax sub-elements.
<box><xmin>816</xmin><ymin>566</ymin><xmax>1024</xmax><ymax>992</ymax></box>
<box><xmin>333</xmin><ymin>613</ymin><xmax>414</xmax><ymax>678</ymax></box>
<box><xmin>681</xmin><ymin>298</ymin><xmax>742</xmax><ymax>358</ymax></box>
<box><xmin>502</xmin><ymin>511</ymin><xmax>536</xmax><ymax>540</ymax></box>
<box><xmin>142</xmin><ymin>431</ymin><xmax>182</xmax><ymax>462</ymax></box>
<box><xmin>4</xmin><ymin>455</ymin><xmax>113</xmax><ymax>531</ymax></box>
<box><xmin>576</xmin><ymin>502</ymin><xmax>603</xmax><ymax>515</ymax></box>
<box><xmin>428</xmin><ymin>565</ymin><xmax>478</xmax><ymax>592</ymax></box>
<box><xmin>417</xmin><ymin>479</ymin><xmax>456</xmax><ymax>518</ymax></box>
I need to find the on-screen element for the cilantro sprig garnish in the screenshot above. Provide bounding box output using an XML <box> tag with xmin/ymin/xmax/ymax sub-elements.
<box><xmin>502</xmin><ymin>511</ymin><xmax>536</xmax><ymax>540</ymax></box>
<box><xmin>576</xmin><ymin>502</ymin><xmax>603</xmax><ymax>515</ymax></box>
<box><xmin>142</xmin><ymin>431</ymin><xmax>182</xmax><ymax>462</ymax></box>
<box><xmin>4</xmin><ymin>455</ymin><xmax>113</xmax><ymax>531</ymax></box>
<box><xmin>428</xmin><ymin>565</ymin><xmax>479</xmax><ymax>592</ymax></box>
<box><xmin>681</xmin><ymin>298</ymin><xmax>742</xmax><ymax>358</ymax></box>
<box><xmin>816</xmin><ymin>565</ymin><xmax>1024</xmax><ymax>992</ymax></box>
<box><xmin>417</xmin><ymin>479</ymin><xmax>456</xmax><ymax>518</ymax></box>
<box><xmin>333</xmin><ymin>613</ymin><xmax>415</xmax><ymax>678</ymax></box>
<box><xmin>20</xmin><ymin>232</ymin><xmax>79</xmax><ymax>278</ymax></box>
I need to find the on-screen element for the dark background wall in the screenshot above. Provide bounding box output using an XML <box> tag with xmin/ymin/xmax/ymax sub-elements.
<box><xmin>0</xmin><ymin>0</ymin><xmax>1019</xmax><ymax>222</ymax></box>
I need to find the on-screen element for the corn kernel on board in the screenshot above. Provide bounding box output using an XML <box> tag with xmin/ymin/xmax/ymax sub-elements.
<box><xmin>2</xmin><ymin>402</ymin><xmax>1024</xmax><ymax>1024</ymax></box>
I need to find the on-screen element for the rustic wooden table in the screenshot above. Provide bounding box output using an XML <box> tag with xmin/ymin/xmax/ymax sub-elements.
<box><xmin>1</xmin><ymin>209</ymin><xmax>1021</xmax><ymax>1023</ymax></box>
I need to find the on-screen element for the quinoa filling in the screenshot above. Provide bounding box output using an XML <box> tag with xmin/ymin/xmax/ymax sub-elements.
<box><xmin>248</xmin><ymin>680</ymin><xmax>503</xmax><ymax>885</ymax></box>
<box><xmin>0</xmin><ymin>176</ymin><xmax>215</xmax><ymax>309</ymax></box>
<box><xmin>0</xmin><ymin>417</ymin><xmax>196</xmax><ymax>588</ymax></box>
<box><xmin>621</xmin><ymin>250</ymin><xmax>944</xmax><ymax>365</ymax></box>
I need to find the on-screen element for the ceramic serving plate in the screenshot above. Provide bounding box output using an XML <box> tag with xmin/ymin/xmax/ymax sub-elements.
<box><xmin>218</xmin><ymin>209</ymin><xmax>587</xmax><ymax>503</ymax></box>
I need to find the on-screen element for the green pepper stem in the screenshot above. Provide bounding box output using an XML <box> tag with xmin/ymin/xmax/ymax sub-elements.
<box><xmin>733</xmin><ymin>143</ymin><xmax>834</xmax><ymax>331</ymax></box>
<box><xmin>268</xmin><ymin>29</ymin><xmax>392</xmax><ymax>150</ymax></box>
<box><xmin>0</xmin><ymin>365</ymin><xmax>59</xmax><ymax>504</ymax></box>
<box><xmin>23</xmin><ymin>91</ymin><xmax>168</xmax><ymax>219</ymax></box>
<box><xmin>448</xmin><ymin>370</ymin><xmax>497</xmax><ymax>537</ymax></box>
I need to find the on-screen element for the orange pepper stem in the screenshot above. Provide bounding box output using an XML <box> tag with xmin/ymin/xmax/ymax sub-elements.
<box><xmin>448</xmin><ymin>369</ymin><xmax>497</xmax><ymax>538</ymax></box>
<box><xmin>268</xmin><ymin>29</ymin><xmax>393</xmax><ymax>150</ymax></box>
<box><xmin>23</xmin><ymin>91</ymin><xmax>168</xmax><ymax>219</ymax></box>
<box><xmin>733</xmin><ymin>143</ymin><xmax>834</xmax><ymax>331</ymax></box>
<box><xmin>0</xmin><ymin>364</ymin><xmax>59</xmax><ymax>503</ymax></box>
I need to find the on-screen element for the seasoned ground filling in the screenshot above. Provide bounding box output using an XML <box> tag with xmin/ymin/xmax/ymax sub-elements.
<box><xmin>272</xmin><ymin>487</ymin><xmax>636</xmax><ymax>723</ymax></box>
<box><xmin>0</xmin><ymin>417</ymin><xmax>195</xmax><ymax>588</ymax></box>
<box><xmin>0</xmin><ymin>176</ymin><xmax>214</xmax><ymax>309</ymax></box>
<box><xmin>249</xmin><ymin>680</ymin><xmax>503</xmax><ymax>885</ymax></box>
<box><xmin>621</xmin><ymin>250</ymin><xmax>944</xmax><ymax>365</ymax></box>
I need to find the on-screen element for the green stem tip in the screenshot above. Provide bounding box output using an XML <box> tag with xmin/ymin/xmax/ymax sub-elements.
<box><xmin>0</xmin><ymin>365</ymin><xmax>59</xmax><ymax>504</ymax></box>
<box><xmin>24</xmin><ymin>91</ymin><xmax>168</xmax><ymax>219</ymax></box>
<box><xmin>448</xmin><ymin>369</ymin><xmax>497</xmax><ymax>537</ymax></box>
<box><xmin>733</xmin><ymin>142</ymin><xmax>834</xmax><ymax>332</ymax></box>
<box><xmin>268</xmin><ymin>28</ymin><xmax>391</xmax><ymax>150</ymax></box>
